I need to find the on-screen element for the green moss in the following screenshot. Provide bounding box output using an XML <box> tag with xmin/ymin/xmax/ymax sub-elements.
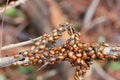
<box><xmin>18</xmin><ymin>66</ymin><xmax>35</xmax><ymax>74</ymax></box>
<box><xmin>75</xmin><ymin>22</ymin><xmax>82</xmax><ymax>31</ymax></box>
<box><xmin>109</xmin><ymin>62</ymin><xmax>120</xmax><ymax>70</ymax></box>
<box><xmin>5</xmin><ymin>7</ymin><xmax>23</xmax><ymax>17</ymax></box>
<box><xmin>98</xmin><ymin>36</ymin><xmax>106</xmax><ymax>42</ymax></box>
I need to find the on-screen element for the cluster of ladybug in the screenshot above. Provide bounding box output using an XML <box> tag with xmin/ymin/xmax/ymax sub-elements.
<box><xmin>13</xmin><ymin>23</ymin><xmax>120</xmax><ymax>80</ymax></box>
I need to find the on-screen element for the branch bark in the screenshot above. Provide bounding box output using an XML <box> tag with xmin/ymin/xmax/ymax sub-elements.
<box><xmin>0</xmin><ymin>45</ymin><xmax>120</xmax><ymax>68</ymax></box>
<box><xmin>0</xmin><ymin>55</ymin><xmax>23</xmax><ymax>67</ymax></box>
<box><xmin>1</xmin><ymin>36</ymin><xmax>42</xmax><ymax>50</ymax></box>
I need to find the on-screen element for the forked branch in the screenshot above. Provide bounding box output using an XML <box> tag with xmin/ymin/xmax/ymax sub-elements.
<box><xmin>0</xmin><ymin>24</ymin><xmax>120</xmax><ymax>80</ymax></box>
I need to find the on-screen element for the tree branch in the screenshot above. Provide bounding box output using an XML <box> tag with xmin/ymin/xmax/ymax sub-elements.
<box><xmin>0</xmin><ymin>45</ymin><xmax>120</xmax><ymax>68</ymax></box>
<box><xmin>1</xmin><ymin>36</ymin><xmax>42</xmax><ymax>50</ymax></box>
<box><xmin>0</xmin><ymin>55</ymin><xmax>23</xmax><ymax>67</ymax></box>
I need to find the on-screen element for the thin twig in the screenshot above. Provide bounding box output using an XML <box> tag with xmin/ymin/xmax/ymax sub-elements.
<box><xmin>0</xmin><ymin>0</ymin><xmax>9</xmax><ymax>57</ymax></box>
<box><xmin>36</xmin><ymin>63</ymin><xmax>49</xmax><ymax>72</ymax></box>
<box><xmin>83</xmin><ymin>0</ymin><xmax>100</xmax><ymax>26</ymax></box>
<box><xmin>84</xmin><ymin>16</ymin><xmax>108</xmax><ymax>32</ymax></box>
<box><xmin>90</xmin><ymin>16</ymin><xmax>107</xmax><ymax>27</ymax></box>
<box><xmin>82</xmin><ymin>16</ymin><xmax>108</xmax><ymax>34</ymax></box>
<box><xmin>93</xmin><ymin>62</ymin><xmax>115</xmax><ymax>80</ymax></box>
<box><xmin>1</xmin><ymin>36</ymin><xmax>42</xmax><ymax>50</ymax></box>
<box><xmin>0</xmin><ymin>0</ymin><xmax>27</xmax><ymax>14</ymax></box>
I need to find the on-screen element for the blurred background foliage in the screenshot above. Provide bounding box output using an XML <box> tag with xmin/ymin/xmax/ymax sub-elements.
<box><xmin>0</xmin><ymin>0</ymin><xmax>120</xmax><ymax>80</ymax></box>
